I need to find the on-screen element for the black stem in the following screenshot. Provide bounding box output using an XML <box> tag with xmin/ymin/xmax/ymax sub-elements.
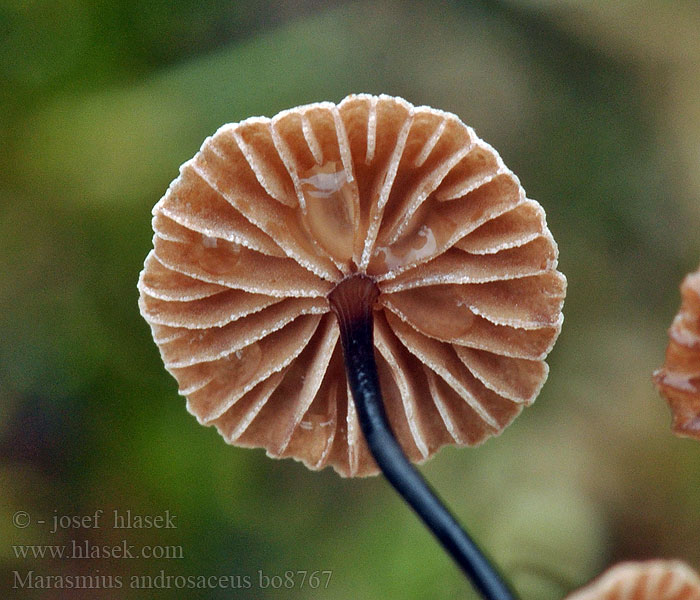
<box><xmin>330</xmin><ymin>276</ymin><xmax>517</xmax><ymax>600</ymax></box>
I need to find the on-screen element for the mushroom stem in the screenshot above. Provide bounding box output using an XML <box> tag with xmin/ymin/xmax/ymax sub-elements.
<box><xmin>329</xmin><ymin>274</ymin><xmax>518</xmax><ymax>600</ymax></box>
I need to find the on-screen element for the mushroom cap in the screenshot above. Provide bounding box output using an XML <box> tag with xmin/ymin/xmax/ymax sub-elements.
<box><xmin>565</xmin><ymin>561</ymin><xmax>700</xmax><ymax>600</ymax></box>
<box><xmin>654</xmin><ymin>266</ymin><xmax>700</xmax><ymax>439</ymax></box>
<box><xmin>138</xmin><ymin>94</ymin><xmax>566</xmax><ymax>477</ymax></box>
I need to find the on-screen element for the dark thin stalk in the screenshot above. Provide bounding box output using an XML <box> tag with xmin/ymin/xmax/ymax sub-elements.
<box><xmin>329</xmin><ymin>274</ymin><xmax>518</xmax><ymax>600</ymax></box>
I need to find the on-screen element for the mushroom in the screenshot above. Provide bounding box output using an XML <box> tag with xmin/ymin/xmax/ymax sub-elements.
<box><xmin>138</xmin><ymin>94</ymin><xmax>565</xmax><ymax>599</ymax></box>
<box><xmin>654</xmin><ymin>265</ymin><xmax>700</xmax><ymax>439</ymax></box>
<box><xmin>565</xmin><ymin>561</ymin><xmax>700</xmax><ymax>600</ymax></box>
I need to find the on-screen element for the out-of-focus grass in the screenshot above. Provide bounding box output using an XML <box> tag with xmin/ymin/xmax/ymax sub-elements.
<box><xmin>1</xmin><ymin>1</ymin><xmax>699</xmax><ymax>599</ymax></box>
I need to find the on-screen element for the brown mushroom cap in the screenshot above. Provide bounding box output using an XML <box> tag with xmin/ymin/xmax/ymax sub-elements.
<box><xmin>654</xmin><ymin>266</ymin><xmax>700</xmax><ymax>439</ymax></box>
<box><xmin>565</xmin><ymin>561</ymin><xmax>700</xmax><ymax>600</ymax></box>
<box><xmin>138</xmin><ymin>94</ymin><xmax>566</xmax><ymax>477</ymax></box>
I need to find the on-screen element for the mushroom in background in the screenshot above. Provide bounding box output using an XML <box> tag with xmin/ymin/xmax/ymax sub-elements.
<box><xmin>566</xmin><ymin>561</ymin><xmax>700</xmax><ymax>600</ymax></box>
<box><xmin>654</xmin><ymin>266</ymin><xmax>700</xmax><ymax>439</ymax></box>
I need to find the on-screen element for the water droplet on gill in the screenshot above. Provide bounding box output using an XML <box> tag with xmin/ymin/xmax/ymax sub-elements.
<box><xmin>421</xmin><ymin>293</ymin><xmax>476</xmax><ymax>339</ymax></box>
<box><xmin>192</xmin><ymin>233</ymin><xmax>241</xmax><ymax>275</ymax></box>
<box><xmin>452</xmin><ymin>298</ymin><xmax>480</xmax><ymax>336</ymax></box>
<box><xmin>373</xmin><ymin>224</ymin><xmax>438</xmax><ymax>272</ymax></box>
<box><xmin>202</xmin><ymin>234</ymin><xmax>218</xmax><ymax>248</ymax></box>
<box><xmin>209</xmin><ymin>342</ymin><xmax>263</xmax><ymax>394</ymax></box>
<box><xmin>387</xmin><ymin>287</ymin><xmax>476</xmax><ymax>340</ymax></box>
<box><xmin>370</xmin><ymin>200</ymin><xmax>459</xmax><ymax>275</ymax></box>
<box><xmin>297</xmin><ymin>406</ymin><xmax>336</xmax><ymax>466</ymax></box>
<box><xmin>299</xmin><ymin>412</ymin><xmax>334</xmax><ymax>431</ymax></box>
<box><xmin>300</xmin><ymin>161</ymin><xmax>356</xmax><ymax>263</ymax></box>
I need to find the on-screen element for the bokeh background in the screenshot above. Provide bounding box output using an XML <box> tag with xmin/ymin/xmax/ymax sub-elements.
<box><xmin>2</xmin><ymin>1</ymin><xmax>700</xmax><ymax>598</ymax></box>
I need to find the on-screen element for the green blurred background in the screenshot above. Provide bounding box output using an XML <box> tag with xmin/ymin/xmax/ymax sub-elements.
<box><xmin>2</xmin><ymin>1</ymin><xmax>699</xmax><ymax>598</ymax></box>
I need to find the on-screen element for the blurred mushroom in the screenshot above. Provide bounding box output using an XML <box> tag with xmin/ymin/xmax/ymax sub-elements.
<box><xmin>139</xmin><ymin>94</ymin><xmax>565</xmax><ymax>599</ymax></box>
<box><xmin>566</xmin><ymin>560</ymin><xmax>700</xmax><ymax>600</ymax></box>
<box><xmin>654</xmin><ymin>266</ymin><xmax>700</xmax><ymax>439</ymax></box>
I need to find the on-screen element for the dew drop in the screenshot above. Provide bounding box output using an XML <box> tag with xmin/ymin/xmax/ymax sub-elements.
<box><xmin>388</xmin><ymin>287</ymin><xmax>477</xmax><ymax>340</ymax></box>
<box><xmin>296</xmin><ymin>391</ymin><xmax>337</xmax><ymax>465</ymax></box>
<box><xmin>300</xmin><ymin>161</ymin><xmax>356</xmax><ymax>263</ymax></box>
<box><xmin>202</xmin><ymin>234</ymin><xmax>218</xmax><ymax>248</ymax></box>
<box><xmin>417</xmin><ymin>291</ymin><xmax>477</xmax><ymax>339</ymax></box>
<box><xmin>373</xmin><ymin>224</ymin><xmax>439</xmax><ymax>273</ymax></box>
<box><xmin>191</xmin><ymin>234</ymin><xmax>241</xmax><ymax>275</ymax></box>
<box><xmin>299</xmin><ymin>413</ymin><xmax>334</xmax><ymax>431</ymax></box>
<box><xmin>452</xmin><ymin>299</ymin><xmax>479</xmax><ymax>336</ymax></box>
<box><xmin>370</xmin><ymin>201</ymin><xmax>458</xmax><ymax>275</ymax></box>
<box><xmin>209</xmin><ymin>342</ymin><xmax>263</xmax><ymax>395</ymax></box>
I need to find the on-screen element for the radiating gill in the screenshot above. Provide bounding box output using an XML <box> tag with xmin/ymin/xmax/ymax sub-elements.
<box><xmin>205</xmin><ymin>343</ymin><xmax>263</xmax><ymax>401</ymax></box>
<box><xmin>190</xmin><ymin>233</ymin><xmax>242</xmax><ymax>275</ymax></box>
